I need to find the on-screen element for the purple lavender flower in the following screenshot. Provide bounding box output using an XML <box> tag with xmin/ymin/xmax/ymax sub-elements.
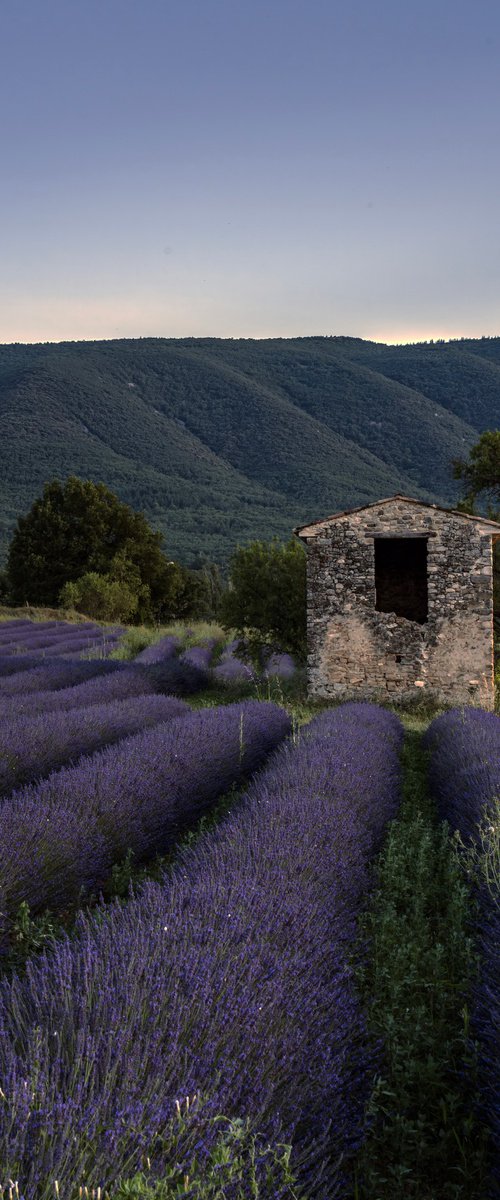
<box><xmin>135</xmin><ymin>635</ymin><xmax>180</xmax><ymax>665</ymax></box>
<box><xmin>0</xmin><ymin>654</ymin><xmax>61</xmax><ymax>678</ymax></box>
<box><xmin>180</xmin><ymin>642</ymin><xmax>215</xmax><ymax>670</ymax></box>
<box><xmin>0</xmin><ymin>622</ymin><xmax>120</xmax><ymax>664</ymax></box>
<box><xmin>0</xmin><ymin>657</ymin><xmax>127</xmax><ymax>700</ymax></box>
<box><xmin>144</xmin><ymin>657</ymin><xmax>210</xmax><ymax>696</ymax></box>
<box><xmin>0</xmin><ymin>700</ymin><xmax>290</xmax><ymax>931</ymax></box>
<box><xmin>213</xmin><ymin>655</ymin><xmax>255</xmax><ymax>684</ymax></box>
<box><xmin>0</xmin><ymin>693</ymin><xmax>189</xmax><ymax>796</ymax></box>
<box><xmin>0</xmin><ymin>665</ymin><xmax>157</xmax><ymax>722</ymax></box>
<box><xmin>0</xmin><ymin>703</ymin><xmax>401</xmax><ymax>1197</ymax></box>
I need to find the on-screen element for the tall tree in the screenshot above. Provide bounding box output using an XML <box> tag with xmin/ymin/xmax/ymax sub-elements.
<box><xmin>453</xmin><ymin>430</ymin><xmax>500</xmax><ymax>631</ymax></box>
<box><xmin>6</xmin><ymin>476</ymin><xmax>180</xmax><ymax>616</ymax></box>
<box><xmin>220</xmin><ymin>537</ymin><xmax>306</xmax><ymax>659</ymax></box>
<box><xmin>452</xmin><ymin>430</ymin><xmax>500</xmax><ymax>510</ymax></box>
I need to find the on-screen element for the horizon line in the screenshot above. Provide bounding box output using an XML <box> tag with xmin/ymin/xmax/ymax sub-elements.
<box><xmin>1</xmin><ymin>331</ymin><xmax>499</xmax><ymax>349</ymax></box>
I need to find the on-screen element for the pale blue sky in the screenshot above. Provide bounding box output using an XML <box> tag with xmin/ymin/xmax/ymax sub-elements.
<box><xmin>1</xmin><ymin>0</ymin><xmax>500</xmax><ymax>343</ymax></box>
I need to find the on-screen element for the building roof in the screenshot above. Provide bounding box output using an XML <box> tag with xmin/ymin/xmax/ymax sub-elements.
<box><xmin>294</xmin><ymin>494</ymin><xmax>500</xmax><ymax>540</ymax></box>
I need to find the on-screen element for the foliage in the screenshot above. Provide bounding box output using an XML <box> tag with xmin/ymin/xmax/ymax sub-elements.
<box><xmin>452</xmin><ymin>429</ymin><xmax>500</xmax><ymax>508</ymax></box>
<box><xmin>2</xmin><ymin>1110</ymin><xmax>298</xmax><ymax>1200</ymax></box>
<box><xmin>357</xmin><ymin>730</ymin><xmax>487</xmax><ymax>1198</ymax></box>
<box><xmin>425</xmin><ymin>707</ymin><xmax>500</xmax><ymax>1191</ymax></box>
<box><xmin>451</xmin><ymin>430</ymin><xmax>500</xmax><ymax>629</ymax></box>
<box><xmin>60</xmin><ymin>570</ymin><xmax>145</xmax><ymax>624</ymax></box>
<box><xmin>5</xmin><ymin>900</ymin><xmax>62</xmax><ymax>975</ymax></box>
<box><xmin>2</xmin><ymin>334</ymin><xmax>499</xmax><ymax>566</ymax></box>
<box><xmin>6</xmin><ymin>476</ymin><xmax>182</xmax><ymax>619</ymax></box>
<box><xmin>175</xmin><ymin>563</ymin><xmax>224</xmax><ymax>621</ymax></box>
<box><xmin>110</xmin><ymin>626</ymin><xmax>160</xmax><ymax>660</ymax></box>
<box><xmin>220</xmin><ymin>537</ymin><xmax>306</xmax><ymax>660</ymax></box>
<box><xmin>109</xmin><ymin>1114</ymin><xmax>298</xmax><ymax>1199</ymax></box>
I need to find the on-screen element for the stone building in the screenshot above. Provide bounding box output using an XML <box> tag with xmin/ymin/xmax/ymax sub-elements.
<box><xmin>295</xmin><ymin>495</ymin><xmax>500</xmax><ymax>709</ymax></box>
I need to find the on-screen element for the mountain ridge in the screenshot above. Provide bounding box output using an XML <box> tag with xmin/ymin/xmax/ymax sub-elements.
<box><xmin>0</xmin><ymin>335</ymin><xmax>498</xmax><ymax>566</ymax></box>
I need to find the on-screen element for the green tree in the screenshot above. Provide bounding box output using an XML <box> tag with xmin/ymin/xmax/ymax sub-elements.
<box><xmin>220</xmin><ymin>537</ymin><xmax>306</xmax><ymax>659</ymax></box>
<box><xmin>174</xmin><ymin>562</ymin><xmax>224</xmax><ymax>621</ymax></box>
<box><xmin>60</xmin><ymin>572</ymin><xmax>141</xmax><ymax>624</ymax></box>
<box><xmin>453</xmin><ymin>430</ymin><xmax>500</xmax><ymax>630</ymax></box>
<box><xmin>452</xmin><ymin>429</ymin><xmax>500</xmax><ymax>509</ymax></box>
<box><xmin>6</xmin><ymin>476</ymin><xmax>180</xmax><ymax>618</ymax></box>
<box><xmin>0</xmin><ymin>569</ymin><xmax>10</xmax><ymax>604</ymax></box>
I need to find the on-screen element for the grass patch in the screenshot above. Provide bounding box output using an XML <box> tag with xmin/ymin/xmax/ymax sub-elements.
<box><xmin>110</xmin><ymin>621</ymin><xmax>227</xmax><ymax>661</ymax></box>
<box><xmin>355</xmin><ymin>728</ymin><xmax>488</xmax><ymax>1199</ymax></box>
<box><xmin>0</xmin><ymin>605</ymin><xmax>96</xmax><ymax>625</ymax></box>
<box><xmin>107</xmin><ymin>1109</ymin><xmax>298</xmax><ymax>1200</ymax></box>
<box><xmin>2</xmin><ymin>1101</ymin><xmax>299</xmax><ymax>1199</ymax></box>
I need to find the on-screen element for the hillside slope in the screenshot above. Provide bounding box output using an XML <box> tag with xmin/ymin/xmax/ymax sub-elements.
<box><xmin>0</xmin><ymin>335</ymin><xmax>497</xmax><ymax>565</ymax></box>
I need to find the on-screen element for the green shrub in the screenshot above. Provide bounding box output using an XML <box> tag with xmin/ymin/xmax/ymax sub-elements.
<box><xmin>220</xmin><ymin>537</ymin><xmax>306</xmax><ymax>661</ymax></box>
<box><xmin>60</xmin><ymin>573</ymin><xmax>142</xmax><ymax>623</ymax></box>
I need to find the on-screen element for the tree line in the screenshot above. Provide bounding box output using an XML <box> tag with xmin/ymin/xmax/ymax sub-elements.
<box><xmin>0</xmin><ymin>431</ymin><xmax>498</xmax><ymax>652</ymax></box>
<box><xmin>0</xmin><ymin>475</ymin><xmax>306</xmax><ymax>657</ymax></box>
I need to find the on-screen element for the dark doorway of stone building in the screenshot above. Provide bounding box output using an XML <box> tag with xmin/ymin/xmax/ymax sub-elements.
<box><xmin>375</xmin><ymin>536</ymin><xmax>428</xmax><ymax>624</ymax></box>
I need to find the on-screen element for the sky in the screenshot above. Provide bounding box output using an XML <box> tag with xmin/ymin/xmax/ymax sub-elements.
<box><xmin>1</xmin><ymin>0</ymin><xmax>500</xmax><ymax>345</ymax></box>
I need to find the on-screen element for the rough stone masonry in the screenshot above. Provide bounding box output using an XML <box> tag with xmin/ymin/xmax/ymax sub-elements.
<box><xmin>295</xmin><ymin>495</ymin><xmax>500</xmax><ymax>709</ymax></box>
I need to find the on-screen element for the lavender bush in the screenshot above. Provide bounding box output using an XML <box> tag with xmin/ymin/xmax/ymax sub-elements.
<box><xmin>211</xmin><ymin>639</ymin><xmax>254</xmax><ymax>685</ymax></box>
<box><xmin>0</xmin><ymin>634</ymin><xmax>64</xmax><ymax>655</ymax></box>
<box><xmin>0</xmin><ymin>700</ymin><xmax>290</xmax><ymax>939</ymax></box>
<box><xmin>425</xmin><ymin>708</ymin><xmax>500</xmax><ymax>839</ymax></box>
<box><xmin>263</xmin><ymin>652</ymin><xmax>297</xmax><ymax>679</ymax></box>
<box><xmin>0</xmin><ymin>622</ymin><xmax>61</xmax><ymax>641</ymax></box>
<box><xmin>180</xmin><ymin>640</ymin><xmax>216</xmax><ymax>670</ymax></box>
<box><xmin>213</xmin><ymin>655</ymin><xmax>255</xmax><ymax>684</ymax></box>
<box><xmin>425</xmin><ymin>707</ymin><xmax>500</xmax><ymax>1188</ymax></box>
<box><xmin>0</xmin><ymin>622</ymin><xmax>120</xmax><ymax>660</ymax></box>
<box><xmin>135</xmin><ymin>635</ymin><xmax>180</xmax><ymax>665</ymax></box>
<box><xmin>0</xmin><ymin>693</ymin><xmax>189</xmax><ymax>796</ymax></box>
<box><xmin>0</xmin><ymin>621</ymin><xmax>100</xmax><ymax>649</ymax></box>
<box><xmin>0</xmin><ymin>703</ymin><xmax>401</xmax><ymax>1198</ymax></box>
<box><xmin>0</xmin><ymin>659</ymin><xmax>128</xmax><ymax>710</ymax></box>
<box><xmin>44</xmin><ymin>635</ymin><xmax>109</xmax><ymax>656</ymax></box>
<box><xmin>0</xmin><ymin>655</ymin><xmax>64</xmax><ymax>678</ymax></box>
<box><xmin>0</xmin><ymin>619</ymin><xmax>33</xmax><ymax>630</ymax></box>
<box><xmin>0</xmin><ymin>666</ymin><xmax>157</xmax><ymax>722</ymax></box>
<box><xmin>144</xmin><ymin>657</ymin><xmax>211</xmax><ymax>697</ymax></box>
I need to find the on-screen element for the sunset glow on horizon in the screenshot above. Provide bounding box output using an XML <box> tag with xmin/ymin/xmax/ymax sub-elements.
<box><xmin>1</xmin><ymin>0</ymin><xmax>499</xmax><ymax>346</ymax></box>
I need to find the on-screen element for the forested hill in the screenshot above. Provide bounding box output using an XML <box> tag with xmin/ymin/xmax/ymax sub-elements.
<box><xmin>0</xmin><ymin>334</ymin><xmax>499</xmax><ymax>566</ymax></box>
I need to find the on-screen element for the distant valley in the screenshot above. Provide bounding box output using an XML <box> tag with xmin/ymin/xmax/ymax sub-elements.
<box><xmin>1</xmin><ymin>334</ymin><xmax>499</xmax><ymax>566</ymax></box>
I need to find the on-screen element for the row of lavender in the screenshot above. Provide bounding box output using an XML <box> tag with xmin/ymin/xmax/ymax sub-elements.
<box><xmin>0</xmin><ymin>619</ymin><xmax>297</xmax><ymax>677</ymax></box>
<box><xmin>0</xmin><ymin>703</ymin><xmax>403</xmax><ymax>1198</ymax></box>
<box><xmin>0</xmin><ymin>700</ymin><xmax>290</xmax><ymax>948</ymax></box>
<box><xmin>0</xmin><ymin>620</ymin><xmax>298</xmax><ymax>696</ymax></box>
<box><xmin>0</xmin><ymin>627</ymin><xmax>299</xmax><ymax>800</ymax></box>
<box><xmin>136</xmin><ymin>631</ymin><xmax>298</xmax><ymax>684</ymax></box>
<box><xmin>425</xmin><ymin>708</ymin><xmax>500</xmax><ymax>1189</ymax></box>
<box><xmin>0</xmin><ymin>627</ymin><xmax>224</xmax><ymax>794</ymax></box>
<box><xmin>0</xmin><ymin>619</ymin><xmax>123</xmax><ymax>659</ymax></box>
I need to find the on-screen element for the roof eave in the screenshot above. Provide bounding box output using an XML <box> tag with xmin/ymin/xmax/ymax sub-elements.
<box><xmin>294</xmin><ymin>494</ymin><xmax>500</xmax><ymax>540</ymax></box>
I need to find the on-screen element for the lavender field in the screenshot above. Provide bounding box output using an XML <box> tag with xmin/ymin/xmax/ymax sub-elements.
<box><xmin>0</xmin><ymin>618</ymin><xmax>498</xmax><ymax>1198</ymax></box>
<box><xmin>425</xmin><ymin>709</ymin><xmax>500</xmax><ymax>1192</ymax></box>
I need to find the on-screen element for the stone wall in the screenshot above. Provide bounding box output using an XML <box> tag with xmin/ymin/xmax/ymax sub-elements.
<box><xmin>298</xmin><ymin>498</ymin><xmax>498</xmax><ymax>709</ymax></box>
